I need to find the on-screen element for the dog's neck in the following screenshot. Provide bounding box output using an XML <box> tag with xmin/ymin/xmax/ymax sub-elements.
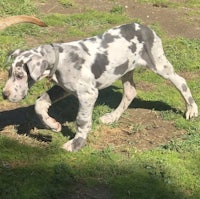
<box><xmin>39</xmin><ymin>44</ymin><xmax>60</xmax><ymax>78</ymax></box>
<box><xmin>40</xmin><ymin>44</ymin><xmax>59</xmax><ymax>64</ymax></box>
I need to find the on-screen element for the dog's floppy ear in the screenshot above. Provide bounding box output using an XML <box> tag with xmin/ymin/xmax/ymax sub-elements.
<box><xmin>7</xmin><ymin>49</ymin><xmax>24</xmax><ymax>62</ymax></box>
<box><xmin>26</xmin><ymin>55</ymin><xmax>49</xmax><ymax>81</ymax></box>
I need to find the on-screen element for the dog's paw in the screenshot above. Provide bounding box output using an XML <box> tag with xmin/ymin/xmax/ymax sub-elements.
<box><xmin>45</xmin><ymin>117</ymin><xmax>62</xmax><ymax>132</ymax></box>
<box><xmin>62</xmin><ymin>137</ymin><xmax>86</xmax><ymax>152</ymax></box>
<box><xmin>186</xmin><ymin>103</ymin><xmax>198</xmax><ymax>120</ymax></box>
<box><xmin>100</xmin><ymin>113</ymin><xmax>118</xmax><ymax>124</ymax></box>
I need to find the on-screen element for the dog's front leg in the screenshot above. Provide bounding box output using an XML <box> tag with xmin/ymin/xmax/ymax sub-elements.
<box><xmin>62</xmin><ymin>87</ymin><xmax>98</xmax><ymax>152</ymax></box>
<box><xmin>35</xmin><ymin>85</ymin><xmax>69</xmax><ymax>131</ymax></box>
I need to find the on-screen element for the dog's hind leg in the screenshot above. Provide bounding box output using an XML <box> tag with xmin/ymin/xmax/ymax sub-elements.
<box><xmin>156</xmin><ymin>63</ymin><xmax>198</xmax><ymax>119</ymax></box>
<box><xmin>146</xmin><ymin>34</ymin><xmax>198</xmax><ymax>119</ymax></box>
<box><xmin>35</xmin><ymin>85</ymin><xmax>69</xmax><ymax>132</ymax></box>
<box><xmin>100</xmin><ymin>71</ymin><xmax>137</xmax><ymax>124</ymax></box>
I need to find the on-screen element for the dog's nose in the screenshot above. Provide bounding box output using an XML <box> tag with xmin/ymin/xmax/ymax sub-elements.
<box><xmin>2</xmin><ymin>90</ymin><xmax>10</xmax><ymax>99</ymax></box>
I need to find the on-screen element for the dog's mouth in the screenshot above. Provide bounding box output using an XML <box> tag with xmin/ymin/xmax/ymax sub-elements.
<box><xmin>3</xmin><ymin>95</ymin><xmax>25</xmax><ymax>103</ymax></box>
<box><xmin>2</xmin><ymin>87</ymin><xmax>28</xmax><ymax>102</ymax></box>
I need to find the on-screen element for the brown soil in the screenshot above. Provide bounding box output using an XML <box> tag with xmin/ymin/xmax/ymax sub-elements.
<box><xmin>37</xmin><ymin>0</ymin><xmax>200</xmax><ymax>38</ymax></box>
<box><xmin>90</xmin><ymin>108</ymin><xmax>185</xmax><ymax>152</ymax></box>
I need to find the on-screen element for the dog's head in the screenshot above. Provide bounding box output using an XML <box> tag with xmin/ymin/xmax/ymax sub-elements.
<box><xmin>2</xmin><ymin>49</ymin><xmax>49</xmax><ymax>102</ymax></box>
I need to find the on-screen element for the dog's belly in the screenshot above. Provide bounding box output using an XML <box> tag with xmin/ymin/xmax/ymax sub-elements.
<box><xmin>95</xmin><ymin>68</ymin><xmax>132</xmax><ymax>90</ymax></box>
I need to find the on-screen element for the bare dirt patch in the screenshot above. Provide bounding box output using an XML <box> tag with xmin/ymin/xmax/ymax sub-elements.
<box><xmin>120</xmin><ymin>0</ymin><xmax>200</xmax><ymax>39</ymax></box>
<box><xmin>91</xmin><ymin>108</ymin><xmax>185</xmax><ymax>152</ymax></box>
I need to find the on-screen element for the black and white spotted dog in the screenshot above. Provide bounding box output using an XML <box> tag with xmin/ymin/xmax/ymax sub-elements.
<box><xmin>2</xmin><ymin>23</ymin><xmax>198</xmax><ymax>151</ymax></box>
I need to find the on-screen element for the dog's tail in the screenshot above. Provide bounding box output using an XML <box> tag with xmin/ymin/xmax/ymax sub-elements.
<box><xmin>0</xmin><ymin>15</ymin><xmax>47</xmax><ymax>30</ymax></box>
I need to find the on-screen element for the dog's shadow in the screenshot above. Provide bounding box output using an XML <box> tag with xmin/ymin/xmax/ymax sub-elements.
<box><xmin>0</xmin><ymin>86</ymin><xmax>181</xmax><ymax>142</ymax></box>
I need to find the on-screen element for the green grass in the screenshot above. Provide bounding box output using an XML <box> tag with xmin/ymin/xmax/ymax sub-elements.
<box><xmin>1</xmin><ymin>0</ymin><xmax>200</xmax><ymax>199</ymax></box>
<box><xmin>0</xmin><ymin>0</ymin><xmax>38</xmax><ymax>16</ymax></box>
<box><xmin>58</xmin><ymin>0</ymin><xmax>74</xmax><ymax>8</ymax></box>
<box><xmin>164</xmin><ymin>38</ymin><xmax>200</xmax><ymax>72</ymax></box>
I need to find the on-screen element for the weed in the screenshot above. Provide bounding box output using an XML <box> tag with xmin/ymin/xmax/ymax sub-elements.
<box><xmin>110</xmin><ymin>4</ymin><xmax>124</xmax><ymax>14</ymax></box>
<box><xmin>58</xmin><ymin>0</ymin><xmax>74</xmax><ymax>8</ymax></box>
<box><xmin>129</xmin><ymin>123</ymin><xmax>145</xmax><ymax>134</ymax></box>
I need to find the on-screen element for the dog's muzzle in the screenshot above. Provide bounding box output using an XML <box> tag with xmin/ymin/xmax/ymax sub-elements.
<box><xmin>2</xmin><ymin>90</ymin><xmax>10</xmax><ymax>100</ymax></box>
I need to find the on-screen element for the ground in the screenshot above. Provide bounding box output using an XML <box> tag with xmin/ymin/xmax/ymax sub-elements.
<box><xmin>0</xmin><ymin>1</ymin><xmax>199</xmax><ymax>198</ymax></box>
<box><xmin>37</xmin><ymin>0</ymin><xmax>200</xmax><ymax>39</ymax></box>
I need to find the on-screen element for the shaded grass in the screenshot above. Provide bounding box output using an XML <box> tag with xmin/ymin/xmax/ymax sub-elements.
<box><xmin>1</xmin><ymin>136</ymin><xmax>200</xmax><ymax>199</ymax></box>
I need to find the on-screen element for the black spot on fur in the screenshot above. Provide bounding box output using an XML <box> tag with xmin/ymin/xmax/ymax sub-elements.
<box><xmin>16</xmin><ymin>60</ymin><xmax>24</xmax><ymax>67</ymax></box>
<box><xmin>188</xmin><ymin>96</ymin><xmax>194</xmax><ymax>105</ymax></box>
<box><xmin>38</xmin><ymin>60</ymin><xmax>48</xmax><ymax>77</ymax></box>
<box><xmin>72</xmin><ymin>137</ymin><xmax>86</xmax><ymax>151</ymax></box>
<box><xmin>58</xmin><ymin>46</ymin><xmax>64</xmax><ymax>53</ymax></box>
<box><xmin>91</xmin><ymin>53</ymin><xmax>109</xmax><ymax>79</ymax></box>
<box><xmin>79</xmin><ymin>42</ymin><xmax>90</xmax><ymax>55</ymax></box>
<box><xmin>88</xmin><ymin>37</ymin><xmax>97</xmax><ymax>42</ymax></box>
<box><xmin>33</xmin><ymin>49</ymin><xmax>39</xmax><ymax>53</ymax></box>
<box><xmin>120</xmin><ymin>23</ymin><xmax>136</xmax><ymax>41</ymax></box>
<box><xmin>40</xmin><ymin>51</ymin><xmax>45</xmax><ymax>56</ymax></box>
<box><xmin>138</xmin><ymin>25</ymin><xmax>155</xmax><ymax>69</ymax></box>
<box><xmin>120</xmin><ymin>23</ymin><xmax>155</xmax><ymax>68</ymax></box>
<box><xmin>77</xmin><ymin>119</ymin><xmax>88</xmax><ymax>127</ymax></box>
<box><xmin>128</xmin><ymin>43</ymin><xmax>137</xmax><ymax>53</ymax></box>
<box><xmin>69</xmin><ymin>51</ymin><xmax>80</xmax><ymax>63</ymax></box>
<box><xmin>83</xmin><ymin>37</ymin><xmax>97</xmax><ymax>42</ymax></box>
<box><xmin>97</xmin><ymin>34</ymin><xmax>103</xmax><ymax>40</ymax></box>
<box><xmin>101</xmin><ymin>33</ymin><xmax>120</xmax><ymax>48</ymax></box>
<box><xmin>182</xmin><ymin>83</ymin><xmax>188</xmax><ymax>92</ymax></box>
<box><xmin>114</xmin><ymin>60</ymin><xmax>129</xmax><ymax>75</ymax></box>
<box><xmin>69</xmin><ymin>51</ymin><xmax>85</xmax><ymax>70</ymax></box>
<box><xmin>135</xmin><ymin>25</ymin><xmax>154</xmax><ymax>43</ymax></box>
<box><xmin>96</xmin><ymin>82</ymin><xmax>102</xmax><ymax>88</ymax></box>
<box><xmin>23</xmin><ymin>52</ymin><xmax>32</xmax><ymax>57</ymax></box>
